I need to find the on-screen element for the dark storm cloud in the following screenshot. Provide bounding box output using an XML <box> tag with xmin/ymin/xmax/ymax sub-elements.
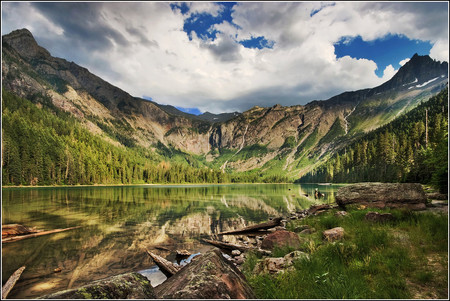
<box><xmin>32</xmin><ymin>2</ymin><xmax>128</xmax><ymax>51</ymax></box>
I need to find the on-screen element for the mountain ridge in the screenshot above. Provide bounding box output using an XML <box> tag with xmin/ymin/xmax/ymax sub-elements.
<box><xmin>2</xmin><ymin>28</ymin><xmax>448</xmax><ymax>180</ymax></box>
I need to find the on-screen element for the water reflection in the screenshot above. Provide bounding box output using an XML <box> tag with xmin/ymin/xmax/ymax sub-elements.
<box><xmin>2</xmin><ymin>183</ymin><xmax>340</xmax><ymax>299</ymax></box>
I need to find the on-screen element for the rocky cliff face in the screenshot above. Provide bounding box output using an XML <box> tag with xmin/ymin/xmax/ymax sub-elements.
<box><xmin>2</xmin><ymin>28</ymin><xmax>448</xmax><ymax>178</ymax></box>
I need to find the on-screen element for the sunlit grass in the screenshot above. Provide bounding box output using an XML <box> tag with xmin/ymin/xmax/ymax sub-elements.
<box><xmin>245</xmin><ymin>207</ymin><xmax>448</xmax><ymax>299</ymax></box>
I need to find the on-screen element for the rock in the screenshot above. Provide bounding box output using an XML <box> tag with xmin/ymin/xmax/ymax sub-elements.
<box><xmin>364</xmin><ymin>212</ymin><xmax>395</xmax><ymax>223</ymax></box>
<box><xmin>53</xmin><ymin>267</ymin><xmax>62</xmax><ymax>273</ymax></box>
<box><xmin>234</xmin><ymin>255</ymin><xmax>245</xmax><ymax>265</ymax></box>
<box><xmin>261</xmin><ymin>230</ymin><xmax>302</xmax><ymax>250</ymax></box>
<box><xmin>299</xmin><ymin>228</ymin><xmax>315</xmax><ymax>235</ymax></box>
<box><xmin>335</xmin><ymin>211</ymin><xmax>348</xmax><ymax>217</ymax></box>
<box><xmin>253</xmin><ymin>251</ymin><xmax>310</xmax><ymax>275</ymax></box>
<box><xmin>154</xmin><ymin>248</ymin><xmax>255</xmax><ymax>299</ymax></box>
<box><xmin>293</xmin><ymin>225</ymin><xmax>310</xmax><ymax>233</ymax></box>
<box><xmin>231</xmin><ymin>250</ymin><xmax>241</xmax><ymax>257</ymax></box>
<box><xmin>283</xmin><ymin>250</ymin><xmax>310</xmax><ymax>266</ymax></box>
<box><xmin>335</xmin><ymin>183</ymin><xmax>427</xmax><ymax>210</ymax></box>
<box><xmin>253</xmin><ymin>257</ymin><xmax>286</xmax><ymax>275</ymax></box>
<box><xmin>323</xmin><ymin>227</ymin><xmax>344</xmax><ymax>242</ymax></box>
<box><xmin>40</xmin><ymin>273</ymin><xmax>156</xmax><ymax>299</ymax></box>
<box><xmin>426</xmin><ymin>192</ymin><xmax>448</xmax><ymax>200</ymax></box>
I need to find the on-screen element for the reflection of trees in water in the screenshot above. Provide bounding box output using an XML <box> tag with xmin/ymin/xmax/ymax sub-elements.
<box><xmin>2</xmin><ymin>184</ymin><xmax>339</xmax><ymax>299</ymax></box>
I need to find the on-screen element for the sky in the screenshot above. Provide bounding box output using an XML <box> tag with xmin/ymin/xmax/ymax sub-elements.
<box><xmin>1</xmin><ymin>1</ymin><xmax>449</xmax><ymax>114</ymax></box>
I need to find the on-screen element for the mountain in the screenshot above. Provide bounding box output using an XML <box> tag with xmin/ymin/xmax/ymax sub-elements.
<box><xmin>2</xmin><ymin>28</ymin><xmax>448</xmax><ymax>183</ymax></box>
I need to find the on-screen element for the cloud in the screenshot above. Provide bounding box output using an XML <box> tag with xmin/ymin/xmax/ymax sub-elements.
<box><xmin>381</xmin><ymin>65</ymin><xmax>397</xmax><ymax>81</ymax></box>
<box><xmin>1</xmin><ymin>2</ymin><xmax>448</xmax><ymax>114</ymax></box>
<box><xmin>399</xmin><ymin>58</ymin><xmax>410</xmax><ymax>66</ymax></box>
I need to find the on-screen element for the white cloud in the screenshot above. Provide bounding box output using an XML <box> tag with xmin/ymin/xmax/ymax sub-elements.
<box><xmin>381</xmin><ymin>65</ymin><xmax>397</xmax><ymax>81</ymax></box>
<box><xmin>1</xmin><ymin>2</ymin><xmax>448</xmax><ymax>113</ymax></box>
<box><xmin>399</xmin><ymin>58</ymin><xmax>410</xmax><ymax>66</ymax></box>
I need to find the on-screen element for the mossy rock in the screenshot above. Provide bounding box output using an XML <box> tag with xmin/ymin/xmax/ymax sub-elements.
<box><xmin>39</xmin><ymin>272</ymin><xmax>156</xmax><ymax>299</ymax></box>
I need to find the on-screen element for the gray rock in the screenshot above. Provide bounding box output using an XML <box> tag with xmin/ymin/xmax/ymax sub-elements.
<box><xmin>231</xmin><ymin>250</ymin><xmax>241</xmax><ymax>257</ymax></box>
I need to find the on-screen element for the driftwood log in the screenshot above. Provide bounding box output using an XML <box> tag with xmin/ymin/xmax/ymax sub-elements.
<box><xmin>145</xmin><ymin>249</ymin><xmax>180</xmax><ymax>278</ymax></box>
<box><xmin>2</xmin><ymin>226</ymin><xmax>82</xmax><ymax>243</ymax></box>
<box><xmin>2</xmin><ymin>224</ymin><xmax>39</xmax><ymax>238</ymax></box>
<box><xmin>218</xmin><ymin>217</ymin><xmax>283</xmax><ymax>235</ymax></box>
<box><xmin>2</xmin><ymin>266</ymin><xmax>26</xmax><ymax>299</ymax></box>
<box><xmin>202</xmin><ymin>239</ymin><xmax>271</xmax><ymax>256</ymax></box>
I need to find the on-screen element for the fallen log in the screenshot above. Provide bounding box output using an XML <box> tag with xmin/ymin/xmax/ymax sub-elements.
<box><xmin>308</xmin><ymin>204</ymin><xmax>332</xmax><ymax>215</ymax></box>
<box><xmin>2</xmin><ymin>266</ymin><xmax>26</xmax><ymax>299</ymax></box>
<box><xmin>2</xmin><ymin>224</ymin><xmax>40</xmax><ymax>238</ymax></box>
<box><xmin>202</xmin><ymin>239</ymin><xmax>271</xmax><ymax>256</ymax></box>
<box><xmin>218</xmin><ymin>217</ymin><xmax>283</xmax><ymax>235</ymax></box>
<box><xmin>2</xmin><ymin>226</ymin><xmax>82</xmax><ymax>243</ymax></box>
<box><xmin>145</xmin><ymin>249</ymin><xmax>180</xmax><ymax>278</ymax></box>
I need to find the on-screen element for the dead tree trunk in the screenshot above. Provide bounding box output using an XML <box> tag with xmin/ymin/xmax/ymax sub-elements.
<box><xmin>217</xmin><ymin>217</ymin><xmax>283</xmax><ymax>235</ymax></box>
<box><xmin>2</xmin><ymin>266</ymin><xmax>26</xmax><ymax>299</ymax></box>
<box><xmin>145</xmin><ymin>249</ymin><xmax>180</xmax><ymax>278</ymax></box>
<box><xmin>2</xmin><ymin>226</ymin><xmax>81</xmax><ymax>243</ymax></box>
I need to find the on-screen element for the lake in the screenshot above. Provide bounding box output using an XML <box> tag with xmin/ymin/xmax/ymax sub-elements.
<box><xmin>2</xmin><ymin>183</ymin><xmax>340</xmax><ymax>299</ymax></box>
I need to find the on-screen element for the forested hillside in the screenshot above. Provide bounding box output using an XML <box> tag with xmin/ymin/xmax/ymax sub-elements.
<box><xmin>298</xmin><ymin>86</ymin><xmax>448</xmax><ymax>193</ymax></box>
<box><xmin>1</xmin><ymin>90</ymin><xmax>230</xmax><ymax>185</ymax></box>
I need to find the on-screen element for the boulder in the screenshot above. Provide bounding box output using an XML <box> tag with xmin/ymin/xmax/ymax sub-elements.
<box><xmin>364</xmin><ymin>211</ymin><xmax>395</xmax><ymax>223</ymax></box>
<box><xmin>335</xmin><ymin>183</ymin><xmax>427</xmax><ymax>210</ymax></box>
<box><xmin>323</xmin><ymin>227</ymin><xmax>344</xmax><ymax>242</ymax></box>
<box><xmin>154</xmin><ymin>248</ymin><xmax>255</xmax><ymax>299</ymax></box>
<box><xmin>40</xmin><ymin>273</ymin><xmax>156</xmax><ymax>299</ymax></box>
<box><xmin>260</xmin><ymin>230</ymin><xmax>302</xmax><ymax>250</ymax></box>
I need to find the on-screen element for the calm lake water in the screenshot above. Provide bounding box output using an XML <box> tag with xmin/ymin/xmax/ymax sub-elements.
<box><xmin>2</xmin><ymin>183</ymin><xmax>340</xmax><ymax>299</ymax></box>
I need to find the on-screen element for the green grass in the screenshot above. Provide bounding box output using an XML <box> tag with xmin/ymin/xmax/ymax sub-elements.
<box><xmin>245</xmin><ymin>207</ymin><xmax>448</xmax><ymax>299</ymax></box>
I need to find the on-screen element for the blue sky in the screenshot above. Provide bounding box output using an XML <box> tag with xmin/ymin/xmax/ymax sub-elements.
<box><xmin>2</xmin><ymin>1</ymin><xmax>448</xmax><ymax>113</ymax></box>
<box><xmin>335</xmin><ymin>34</ymin><xmax>433</xmax><ymax>77</ymax></box>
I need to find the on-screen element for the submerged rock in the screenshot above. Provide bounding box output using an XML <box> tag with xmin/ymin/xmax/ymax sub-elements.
<box><xmin>40</xmin><ymin>272</ymin><xmax>156</xmax><ymax>299</ymax></box>
<box><xmin>335</xmin><ymin>183</ymin><xmax>427</xmax><ymax>210</ymax></box>
<box><xmin>154</xmin><ymin>248</ymin><xmax>255</xmax><ymax>299</ymax></box>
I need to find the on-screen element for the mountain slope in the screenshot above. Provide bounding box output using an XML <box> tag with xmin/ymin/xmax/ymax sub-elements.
<box><xmin>2</xmin><ymin>28</ymin><xmax>448</xmax><ymax>183</ymax></box>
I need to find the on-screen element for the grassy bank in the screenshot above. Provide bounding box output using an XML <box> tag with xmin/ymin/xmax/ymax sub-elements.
<box><xmin>241</xmin><ymin>206</ymin><xmax>448</xmax><ymax>299</ymax></box>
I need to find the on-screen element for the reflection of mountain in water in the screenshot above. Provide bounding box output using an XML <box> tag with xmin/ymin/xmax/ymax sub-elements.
<box><xmin>2</xmin><ymin>184</ymin><xmax>339</xmax><ymax>298</ymax></box>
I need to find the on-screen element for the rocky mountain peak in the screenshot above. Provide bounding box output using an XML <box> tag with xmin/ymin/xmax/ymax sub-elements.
<box><xmin>2</xmin><ymin>28</ymin><xmax>51</xmax><ymax>59</ymax></box>
<box><xmin>376</xmin><ymin>54</ymin><xmax>448</xmax><ymax>92</ymax></box>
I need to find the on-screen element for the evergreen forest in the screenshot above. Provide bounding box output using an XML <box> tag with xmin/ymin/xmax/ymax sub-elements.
<box><xmin>298</xmin><ymin>87</ymin><xmax>448</xmax><ymax>193</ymax></box>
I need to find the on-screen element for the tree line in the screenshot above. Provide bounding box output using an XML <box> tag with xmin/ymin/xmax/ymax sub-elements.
<box><xmin>1</xmin><ymin>89</ymin><xmax>289</xmax><ymax>186</ymax></box>
<box><xmin>299</xmin><ymin>86</ymin><xmax>448</xmax><ymax>193</ymax></box>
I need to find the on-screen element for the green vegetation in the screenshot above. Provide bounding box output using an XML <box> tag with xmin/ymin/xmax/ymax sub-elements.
<box><xmin>299</xmin><ymin>87</ymin><xmax>448</xmax><ymax>193</ymax></box>
<box><xmin>1</xmin><ymin>89</ymin><xmax>227</xmax><ymax>186</ymax></box>
<box><xmin>242</xmin><ymin>207</ymin><xmax>448</xmax><ymax>299</ymax></box>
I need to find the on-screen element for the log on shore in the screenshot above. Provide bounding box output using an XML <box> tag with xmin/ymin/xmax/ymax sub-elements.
<box><xmin>202</xmin><ymin>239</ymin><xmax>271</xmax><ymax>256</ymax></box>
<box><xmin>2</xmin><ymin>226</ymin><xmax>82</xmax><ymax>243</ymax></box>
<box><xmin>218</xmin><ymin>217</ymin><xmax>283</xmax><ymax>235</ymax></box>
<box><xmin>2</xmin><ymin>266</ymin><xmax>26</xmax><ymax>299</ymax></box>
<box><xmin>145</xmin><ymin>249</ymin><xmax>180</xmax><ymax>278</ymax></box>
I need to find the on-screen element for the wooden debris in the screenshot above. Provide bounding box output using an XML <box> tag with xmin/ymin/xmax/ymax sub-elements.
<box><xmin>176</xmin><ymin>249</ymin><xmax>191</xmax><ymax>257</ymax></box>
<box><xmin>2</xmin><ymin>224</ymin><xmax>39</xmax><ymax>238</ymax></box>
<box><xmin>2</xmin><ymin>266</ymin><xmax>26</xmax><ymax>299</ymax></box>
<box><xmin>145</xmin><ymin>249</ymin><xmax>180</xmax><ymax>278</ymax></box>
<box><xmin>202</xmin><ymin>239</ymin><xmax>271</xmax><ymax>256</ymax></box>
<box><xmin>218</xmin><ymin>217</ymin><xmax>283</xmax><ymax>235</ymax></box>
<box><xmin>2</xmin><ymin>226</ymin><xmax>82</xmax><ymax>243</ymax></box>
<box><xmin>155</xmin><ymin>246</ymin><xmax>170</xmax><ymax>251</ymax></box>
